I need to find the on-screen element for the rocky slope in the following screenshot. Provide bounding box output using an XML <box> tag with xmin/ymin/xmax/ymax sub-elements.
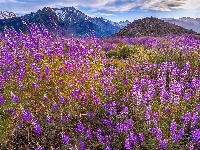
<box><xmin>109</xmin><ymin>17</ymin><xmax>198</xmax><ymax>38</ymax></box>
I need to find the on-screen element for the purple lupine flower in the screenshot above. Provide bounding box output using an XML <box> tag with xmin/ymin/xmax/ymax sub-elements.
<box><xmin>22</xmin><ymin>109</ymin><xmax>32</xmax><ymax>121</ymax></box>
<box><xmin>139</xmin><ymin>132</ymin><xmax>145</xmax><ymax>146</ymax></box>
<box><xmin>55</xmin><ymin>86</ymin><xmax>60</xmax><ymax>95</ymax></box>
<box><xmin>52</xmin><ymin>101</ymin><xmax>59</xmax><ymax>110</ymax></box>
<box><xmin>71</xmin><ymin>90</ymin><xmax>75</xmax><ymax>99</ymax></box>
<box><xmin>86</xmin><ymin>129</ymin><xmax>92</xmax><ymax>139</ymax></box>
<box><xmin>160</xmin><ymin>139</ymin><xmax>167</xmax><ymax>150</ymax></box>
<box><xmin>88</xmin><ymin>112</ymin><xmax>93</xmax><ymax>120</ymax></box>
<box><xmin>7</xmin><ymin>107</ymin><xmax>14</xmax><ymax>115</ymax></box>
<box><xmin>79</xmin><ymin>137</ymin><xmax>85</xmax><ymax>150</ymax></box>
<box><xmin>0</xmin><ymin>94</ymin><xmax>5</xmax><ymax>104</ymax></box>
<box><xmin>11</xmin><ymin>93</ymin><xmax>19</xmax><ymax>102</ymax></box>
<box><xmin>151</xmin><ymin>127</ymin><xmax>157</xmax><ymax>136</ymax></box>
<box><xmin>129</xmin><ymin>132</ymin><xmax>137</xmax><ymax>146</ymax></box>
<box><xmin>125</xmin><ymin>138</ymin><xmax>131</xmax><ymax>150</ymax></box>
<box><xmin>58</xmin><ymin>66</ymin><xmax>63</xmax><ymax>74</ymax></box>
<box><xmin>170</xmin><ymin>120</ymin><xmax>177</xmax><ymax>137</ymax></box>
<box><xmin>156</xmin><ymin>128</ymin><xmax>163</xmax><ymax>142</ymax></box>
<box><xmin>32</xmin><ymin>82</ymin><xmax>38</xmax><ymax>91</ymax></box>
<box><xmin>47</xmin><ymin>114</ymin><xmax>52</xmax><ymax>123</ymax></box>
<box><xmin>33</xmin><ymin>124</ymin><xmax>42</xmax><ymax>134</ymax></box>
<box><xmin>102</xmin><ymin>119</ymin><xmax>111</xmax><ymax>126</ymax></box>
<box><xmin>121</xmin><ymin>97</ymin><xmax>126</xmax><ymax>103</ymax></box>
<box><xmin>96</xmin><ymin>129</ymin><xmax>102</xmax><ymax>138</ymax></box>
<box><xmin>45</xmin><ymin>66</ymin><xmax>50</xmax><ymax>79</ymax></box>
<box><xmin>152</xmin><ymin>112</ymin><xmax>158</xmax><ymax>125</ymax></box>
<box><xmin>145</xmin><ymin>106</ymin><xmax>151</xmax><ymax>124</ymax></box>
<box><xmin>49</xmin><ymin>87</ymin><xmax>52</xmax><ymax>91</ymax></box>
<box><xmin>183</xmin><ymin>112</ymin><xmax>191</xmax><ymax>125</ymax></box>
<box><xmin>164</xmin><ymin>107</ymin><xmax>169</xmax><ymax>116</ymax></box>
<box><xmin>178</xmin><ymin>127</ymin><xmax>185</xmax><ymax>139</ymax></box>
<box><xmin>105</xmin><ymin>146</ymin><xmax>112</xmax><ymax>150</ymax></box>
<box><xmin>58</xmin><ymin>78</ymin><xmax>62</xmax><ymax>84</ymax></box>
<box><xmin>191</xmin><ymin>129</ymin><xmax>200</xmax><ymax>142</ymax></box>
<box><xmin>18</xmin><ymin>81</ymin><xmax>23</xmax><ymax>90</ymax></box>
<box><xmin>59</xmin><ymin>95</ymin><xmax>65</xmax><ymax>103</ymax></box>
<box><xmin>60</xmin><ymin>132</ymin><xmax>70</xmax><ymax>144</ymax></box>
<box><xmin>42</xmin><ymin>94</ymin><xmax>47</xmax><ymax>101</ymax></box>
<box><xmin>93</xmin><ymin>95</ymin><xmax>99</xmax><ymax>105</ymax></box>
<box><xmin>191</xmin><ymin>111</ymin><xmax>199</xmax><ymax>130</ymax></box>
<box><xmin>60</xmin><ymin>115</ymin><xmax>69</xmax><ymax>121</ymax></box>
<box><xmin>77</xmin><ymin>121</ymin><xmax>84</xmax><ymax>133</ymax></box>
<box><xmin>36</xmin><ymin>145</ymin><xmax>44</xmax><ymax>150</ymax></box>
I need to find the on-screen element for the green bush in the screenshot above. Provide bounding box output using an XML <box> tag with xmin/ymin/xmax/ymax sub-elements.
<box><xmin>118</xmin><ymin>45</ymin><xmax>136</xmax><ymax>59</ymax></box>
<box><xmin>106</xmin><ymin>50</ymin><xmax>118</xmax><ymax>58</ymax></box>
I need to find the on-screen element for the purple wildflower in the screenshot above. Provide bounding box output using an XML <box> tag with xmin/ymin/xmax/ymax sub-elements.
<box><xmin>36</xmin><ymin>145</ymin><xmax>44</xmax><ymax>150</ymax></box>
<box><xmin>139</xmin><ymin>132</ymin><xmax>145</xmax><ymax>146</ymax></box>
<box><xmin>33</xmin><ymin>124</ymin><xmax>42</xmax><ymax>134</ymax></box>
<box><xmin>160</xmin><ymin>139</ymin><xmax>167</xmax><ymax>150</ymax></box>
<box><xmin>11</xmin><ymin>93</ymin><xmax>19</xmax><ymax>102</ymax></box>
<box><xmin>22</xmin><ymin>109</ymin><xmax>32</xmax><ymax>121</ymax></box>
<box><xmin>151</xmin><ymin>127</ymin><xmax>157</xmax><ymax>136</ymax></box>
<box><xmin>87</xmin><ymin>111</ymin><xmax>93</xmax><ymax>120</ymax></box>
<box><xmin>105</xmin><ymin>146</ymin><xmax>112</xmax><ymax>150</ymax></box>
<box><xmin>152</xmin><ymin>112</ymin><xmax>158</xmax><ymax>125</ymax></box>
<box><xmin>58</xmin><ymin>78</ymin><xmax>62</xmax><ymax>84</ymax></box>
<box><xmin>129</xmin><ymin>132</ymin><xmax>137</xmax><ymax>146</ymax></box>
<box><xmin>53</xmin><ymin>101</ymin><xmax>59</xmax><ymax>110</ymax></box>
<box><xmin>156</xmin><ymin>128</ymin><xmax>163</xmax><ymax>142</ymax></box>
<box><xmin>60</xmin><ymin>115</ymin><xmax>69</xmax><ymax>121</ymax></box>
<box><xmin>60</xmin><ymin>132</ymin><xmax>70</xmax><ymax>144</ymax></box>
<box><xmin>58</xmin><ymin>66</ymin><xmax>63</xmax><ymax>74</ymax></box>
<box><xmin>191</xmin><ymin>111</ymin><xmax>199</xmax><ymax>130</ymax></box>
<box><xmin>55</xmin><ymin>86</ymin><xmax>60</xmax><ymax>95</ymax></box>
<box><xmin>59</xmin><ymin>95</ymin><xmax>65</xmax><ymax>103</ymax></box>
<box><xmin>191</xmin><ymin>129</ymin><xmax>200</xmax><ymax>142</ymax></box>
<box><xmin>170</xmin><ymin>120</ymin><xmax>177</xmax><ymax>137</ymax></box>
<box><xmin>47</xmin><ymin>114</ymin><xmax>52</xmax><ymax>123</ymax></box>
<box><xmin>125</xmin><ymin>138</ymin><xmax>131</xmax><ymax>150</ymax></box>
<box><xmin>77</xmin><ymin>121</ymin><xmax>84</xmax><ymax>133</ymax></box>
<box><xmin>183</xmin><ymin>112</ymin><xmax>191</xmax><ymax>125</ymax></box>
<box><xmin>42</xmin><ymin>94</ymin><xmax>47</xmax><ymax>101</ymax></box>
<box><xmin>145</xmin><ymin>106</ymin><xmax>151</xmax><ymax>124</ymax></box>
<box><xmin>86</xmin><ymin>129</ymin><xmax>92</xmax><ymax>139</ymax></box>
<box><xmin>7</xmin><ymin>107</ymin><xmax>14</xmax><ymax>115</ymax></box>
<box><xmin>0</xmin><ymin>94</ymin><xmax>5</xmax><ymax>104</ymax></box>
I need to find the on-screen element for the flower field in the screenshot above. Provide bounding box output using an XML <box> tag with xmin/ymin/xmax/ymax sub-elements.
<box><xmin>0</xmin><ymin>21</ymin><xmax>200</xmax><ymax>150</ymax></box>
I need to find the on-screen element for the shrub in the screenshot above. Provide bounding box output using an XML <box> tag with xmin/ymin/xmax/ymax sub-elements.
<box><xmin>106</xmin><ymin>50</ymin><xmax>118</xmax><ymax>58</ymax></box>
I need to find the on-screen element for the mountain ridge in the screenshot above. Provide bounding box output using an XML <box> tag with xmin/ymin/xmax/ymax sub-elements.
<box><xmin>0</xmin><ymin>7</ymin><xmax>130</xmax><ymax>38</ymax></box>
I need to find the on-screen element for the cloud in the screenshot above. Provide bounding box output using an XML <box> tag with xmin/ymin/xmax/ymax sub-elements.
<box><xmin>140</xmin><ymin>0</ymin><xmax>187</xmax><ymax>11</ymax></box>
<box><xmin>85</xmin><ymin>12</ymin><xmax>116</xmax><ymax>18</ymax></box>
<box><xmin>180</xmin><ymin>0</ymin><xmax>200</xmax><ymax>9</ymax></box>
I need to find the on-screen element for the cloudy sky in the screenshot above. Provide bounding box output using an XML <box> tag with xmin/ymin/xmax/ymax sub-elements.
<box><xmin>0</xmin><ymin>0</ymin><xmax>200</xmax><ymax>22</ymax></box>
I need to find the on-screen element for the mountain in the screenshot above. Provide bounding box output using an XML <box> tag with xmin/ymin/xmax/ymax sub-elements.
<box><xmin>0</xmin><ymin>7</ymin><xmax>128</xmax><ymax>38</ymax></box>
<box><xmin>109</xmin><ymin>17</ymin><xmax>198</xmax><ymax>38</ymax></box>
<box><xmin>161</xmin><ymin>17</ymin><xmax>200</xmax><ymax>33</ymax></box>
<box><xmin>0</xmin><ymin>11</ymin><xmax>19</xmax><ymax>19</ymax></box>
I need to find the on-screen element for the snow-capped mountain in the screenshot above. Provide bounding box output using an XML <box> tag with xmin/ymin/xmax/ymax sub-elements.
<box><xmin>0</xmin><ymin>7</ymin><xmax>129</xmax><ymax>38</ymax></box>
<box><xmin>0</xmin><ymin>11</ymin><xmax>19</xmax><ymax>19</ymax></box>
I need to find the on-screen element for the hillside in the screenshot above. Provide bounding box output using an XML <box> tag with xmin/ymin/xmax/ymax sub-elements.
<box><xmin>109</xmin><ymin>17</ymin><xmax>198</xmax><ymax>38</ymax></box>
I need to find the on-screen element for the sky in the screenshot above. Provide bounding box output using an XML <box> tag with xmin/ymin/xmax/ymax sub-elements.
<box><xmin>0</xmin><ymin>0</ymin><xmax>200</xmax><ymax>22</ymax></box>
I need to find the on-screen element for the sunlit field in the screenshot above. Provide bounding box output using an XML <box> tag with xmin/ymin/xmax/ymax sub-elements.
<box><xmin>0</xmin><ymin>21</ymin><xmax>200</xmax><ymax>150</ymax></box>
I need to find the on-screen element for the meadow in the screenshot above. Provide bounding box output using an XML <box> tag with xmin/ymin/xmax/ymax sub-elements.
<box><xmin>0</xmin><ymin>21</ymin><xmax>200</xmax><ymax>150</ymax></box>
